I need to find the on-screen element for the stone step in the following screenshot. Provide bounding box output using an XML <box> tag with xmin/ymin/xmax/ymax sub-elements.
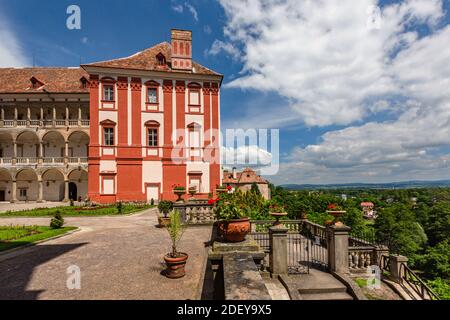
<box><xmin>301</xmin><ymin>292</ymin><xmax>353</xmax><ymax>300</ymax></box>
<box><xmin>296</xmin><ymin>270</ymin><xmax>348</xmax><ymax>294</ymax></box>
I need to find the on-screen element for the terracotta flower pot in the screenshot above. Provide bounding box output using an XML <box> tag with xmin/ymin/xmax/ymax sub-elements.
<box><xmin>164</xmin><ymin>252</ymin><xmax>189</xmax><ymax>279</ymax></box>
<box><xmin>158</xmin><ymin>216</ymin><xmax>171</xmax><ymax>228</ymax></box>
<box><xmin>219</xmin><ymin>218</ymin><xmax>250</xmax><ymax>242</ymax></box>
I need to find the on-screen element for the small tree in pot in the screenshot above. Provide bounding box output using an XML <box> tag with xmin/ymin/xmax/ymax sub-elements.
<box><xmin>157</xmin><ymin>200</ymin><xmax>173</xmax><ymax>227</ymax></box>
<box><xmin>163</xmin><ymin>210</ymin><xmax>188</xmax><ymax>278</ymax></box>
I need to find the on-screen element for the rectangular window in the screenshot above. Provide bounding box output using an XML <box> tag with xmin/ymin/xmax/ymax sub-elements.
<box><xmin>103</xmin><ymin>85</ymin><xmax>114</xmax><ymax>101</ymax></box>
<box><xmin>147</xmin><ymin>88</ymin><xmax>158</xmax><ymax>104</ymax></box>
<box><xmin>103</xmin><ymin>178</ymin><xmax>114</xmax><ymax>194</ymax></box>
<box><xmin>148</xmin><ymin>128</ymin><xmax>158</xmax><ymax>147</ymax></box>
<box><xmin>104</xmin><ymin>127</ymin><xmax>114</xmax><ymax>146</ymax></box>
<box><xmin>189</xmin><ymin>130</ymin><xmax>200</xmax><ymax>148</ymax></box>
<box><xmin>19</xmin><ymin>189</ymin><xmax>27</xmax><ymax>198</ymax></box>
<box><xmin>189</xmin><ymin>90</ymin><xmax>200</xmax><ymax>105</ymax></box>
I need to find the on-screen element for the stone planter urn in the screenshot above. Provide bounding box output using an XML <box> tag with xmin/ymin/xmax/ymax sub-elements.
<box><xmin>270</xmin><ymin>212</ymin><xmax>288</xmax><ymax>227</ymax></box>
<box><xmin>326</xmin><ymin>210</ymin><xmax>346</xmax><ymax>226</ymax></box>
<box><xmin>188</xmin><ymin>187</ymin><xmax>197</xmax><ymax>199</ymax></box>
<box><xmin>173</xmin><ymin>189</ymin><xmax>185</xmax><ymax>203</ymax></box>
<box><xmin>218</xmin><ymin>218</ymin><xmax>251</xmax><ymax>242</ymax></box>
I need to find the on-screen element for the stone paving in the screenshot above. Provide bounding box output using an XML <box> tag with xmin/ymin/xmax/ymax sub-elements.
<box><xmin>0</xmin><ymin>208</ymin><xmax>213</xmax><ymax>300</ymax></box>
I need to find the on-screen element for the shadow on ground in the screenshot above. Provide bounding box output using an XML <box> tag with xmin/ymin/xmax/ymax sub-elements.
<box><xmin>0</xmin><ymin>243</ymin><xmax>87</xmax><ymax>300</ymax></box>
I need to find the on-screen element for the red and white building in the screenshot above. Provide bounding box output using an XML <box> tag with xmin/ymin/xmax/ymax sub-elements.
<box><xmin>82</xmin><ymin>29</ymin><xmax>223</xmax><ymax>203</ymax></box>
<box><xmin>0</xmin><ymin>29</ymin><xmax>222</xmax><ymax>204</ymax></box>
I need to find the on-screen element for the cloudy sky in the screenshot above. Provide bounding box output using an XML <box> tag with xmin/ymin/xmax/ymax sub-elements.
<box><xmin>1</xmin><ymin>0</ymin><xmax>449</xmax><ymax>185</ymax></box>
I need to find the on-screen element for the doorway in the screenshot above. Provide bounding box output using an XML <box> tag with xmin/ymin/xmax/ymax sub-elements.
<box><xmin>69</xmin><ymin>182</ymin><xmax>77</xmax><ymax>200</ymax></box>
<box><xmin>0</xmin><ymin>190</ymin><xmax>5</xmax><ymax>201</ymax></box>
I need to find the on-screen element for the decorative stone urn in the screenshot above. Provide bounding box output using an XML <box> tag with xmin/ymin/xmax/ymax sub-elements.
<box><xmin>326</xmin><ymin>210</ymin><xmax>346</xmax><ymax>226</ymax></box>
<box><xmin>173</xmin><ymin>189</ymin><xmax>185</xmax><ymax>203</ymax></box>
<box><xmin>188</xmin><ymin>187</ymin><xmax>197</xmax><ymax>199</ymax></box>
<box><xmin>270</xmin><ymin>212</ymin><xmax>288</xmax><ymax>227</ymax></box>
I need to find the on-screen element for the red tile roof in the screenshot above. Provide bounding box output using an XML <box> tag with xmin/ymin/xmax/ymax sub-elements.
<box><xmin>223</xmin><ymin>168</ymin><xmax>268</xmax><ymax>184</ymax></box>
<box><xmin>360</xmin><ymin>202</ymin><xmax>374</xmax><ymax>207</ymax></box>
<box><xmin>0</xmin><ymin>67</ymin><xmax>89</xmax><ymax>94</ymax></box>
<box><xmin>82</xmin><ymin>42</ymin><xmax>222</xmax><ymax>76</ymax></box>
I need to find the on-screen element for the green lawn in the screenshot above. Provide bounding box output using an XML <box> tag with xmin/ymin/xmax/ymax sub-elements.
<box><xmin>0</xmin><ymin>204</ymin><xmax>153</xmax><ymax>217</ymax></box>
<box><xmin>0</xmin><ymin>225</ymin><xmax>77</xmax><ymax>252</ymax></box>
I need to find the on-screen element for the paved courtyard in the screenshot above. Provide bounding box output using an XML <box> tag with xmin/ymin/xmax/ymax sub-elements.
<box><xmin>0</xmin><ymin>208</ymin><xmax>213</xmax><ymax>300</ymax></box>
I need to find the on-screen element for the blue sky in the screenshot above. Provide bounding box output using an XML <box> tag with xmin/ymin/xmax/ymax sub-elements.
<box><xmin>1</xmin><ymin>0</ymin><xmax>450</xmax><ymax>185</ymax></box>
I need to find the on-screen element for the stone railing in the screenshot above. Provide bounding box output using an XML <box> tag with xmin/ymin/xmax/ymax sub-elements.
<box><xmin>42</xmin><ymin>157</ymin><xmax>65</xmax><ymax>165</ymax></box>
<box><xmin>16</xmin><ymin>157</ymin><xmax>39</xmax><ymax>165</ymax></box>
<box><xmin>0</xmin><ymin>158</ymin><xmax>13</xmax><ymax>165</ymax></box>
<box><xmin>173</xmin><ymin>200</ymin><xmax>215</xmax><ymax>225</ymax></box>
<box><xmin>0</xmin><ymin>119</ymin><xmax>90</xmax><ymax>128</ymax></box>
<box><xmin>348</xmin><ymin>244</ymin><xmax>389</xmax><ymax>273</ymax></box>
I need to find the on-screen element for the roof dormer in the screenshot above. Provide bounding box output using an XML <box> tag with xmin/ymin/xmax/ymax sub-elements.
<box><xmin>156</xmin><ymin>52</ymin><xmax>166</xmax><ymax>66</ymax></box>
<box><xmin>80</xmin><ymin>76</ymin><xmax>89</xmax><ymax>89</ymax></box>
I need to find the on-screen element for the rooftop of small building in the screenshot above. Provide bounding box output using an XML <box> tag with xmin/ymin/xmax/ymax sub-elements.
<box><xmin>223</xmin><ymin>168</ymin><xmax>268</xmax><ymax>184</ymax></box>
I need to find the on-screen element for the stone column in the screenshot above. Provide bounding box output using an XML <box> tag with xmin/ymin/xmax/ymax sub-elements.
<box><xmin>269</xmin><ymin>225</ymin><xmax>288</xmax><ymax>275</ymax></box>
<box><xmin>65</xmin><ymin>106</ymin><xmax>69</xmax><ymax>126</ymax></box>
<box><xmin>12</xmin><ymin>141</ymin><xmax>17</xmax><ymax>165</ymax></box>
<box><xmin>78</xmin><ymin>106</ymin><xmax>82</xmax><ymax>126</ymax></box>
<box><xmin>14</xmin><ymin>106</ymin><xmax>17</xmax><ymax>126</ymax></box>
<box><xmin>11</xmin><ymin>180</ymin><xmax>17</xmax><ymax>203</ymax></box>
<box><xmin>1</xmin><ymin>107</ymin><xmax>4</xmax><ymax>127</ymax></box>
<box><xmin>327</xmin><ymin>224</ymin><xmax>351</xmax><ymax>274</ymax></box>
<box><xmin>37</xmin><ymin>179</ymin><xmax>44</xmax><ymax>203</ymax></box>
<box><xmin>40</xmin><ymin>106</ymin><xmax>43</xmax><ymax>126</ymax></box>
<box><xmin>64</xmin><ymin>179</ymin><xmax>69</xmax><ymax>202</ymax></box>
<box><xmin>64</xmin><ymin>141</ymin><xmax>69</xmax><ymax>164</ymax></box>
<box><xmin>389</xmin><ymin>255</ymin><xmax>408</xmax><ymax>284</ymax></box>
<box><xmin>27</xmin><ymin>106</ymin><xmax>31</xmax><ymax>126</ymax></box>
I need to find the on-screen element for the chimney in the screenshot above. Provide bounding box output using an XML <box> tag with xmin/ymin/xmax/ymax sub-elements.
<box><xmin>171</xmin><ymin>29</ymin><xmax>192</xmax><ymax>71</ymax></box>
<box><xmin>232</xmin><ymin>167</ymin><xmax>237</xmax><ymax>179</ymax></box>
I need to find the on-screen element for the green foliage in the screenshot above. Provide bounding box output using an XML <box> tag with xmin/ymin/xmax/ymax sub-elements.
<box><xmin>0</xmin><ymin>204</ymin><xmax>151</xmax><ymax>217</ymax></box>
<box><xmin>166</xmin><ymin>210</ymin><xmax>186</xmax><ymax>257</ymax></box>
<box><xmin>416</xmin><ymin>241</ymin><xmax>450</xmax><ymax>279</ymax></box>
<box><xmin>158</xmin><ymin>200</ymin><xmax>174</xmax><ymax>217</ymax></box>
<box><xmin>250</xmin><ymin>182</ymin><xmax>261</xmax><ymax>196</ymax></box>
<box><xmin>50</xmin><ymin>211</ymin><xmax>64</xmax><ymax>229</ymax></box>
<box><xmin>374</xmin><ymin>204</ymin><xmax>427</xmax><ymax>259</ymax></box>
<box><xmin>69</xmin><ymin>199</ymin><xmax>74</xmax><ymax>206</ymax></box>
<box><xmin>306</xmin><ymin>212</ymin><xmax>334</xmax><ymax>225</ymax></box>
<box><xmin>426</xmin><ymin>278</ymin><xmax>450</xmax><ymax>300</ymax></box>
<box><xmin>215</xmin><ymin>189</ymin><xmax>270</xmax><ymax>220</ymax></box>
<box><xmin>0</xmin><ymin>225</ymin><xmax>39</xmax><ymax>241</ymax></box>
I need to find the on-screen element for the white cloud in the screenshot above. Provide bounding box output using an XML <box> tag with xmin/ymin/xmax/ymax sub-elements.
<box><xmin>184</xmin><ymin>2</ymin><xmax>199</xmax><ymax>22</ymax></box>
<box><xmin>222</xmin><ymin>145</ymin><xmax>273</xmax><ymax>167</ymax></box>
<box><xmin>81</xmin><ymin>37</ymin><xmax>88</xmax><ymax>44</ymax></box>
<box><xmin>0</xmin><ymin>15</ymin><xmax>29</xmax><ymax>67</ymax></box>
<box><xmin>204</xmin><ymin>25</ymin><xmax>212</xmax><ymax>35</ymax></box>
<box><xmin>217</xmin><ymin>0</ymin><xmax>450</xmax><ymax>184</ymax></box>
<box><xmin>207</xmin><ymin>39</ymin><xmax>241</xmax><ymax>60</ymax></box>
<box><xmin>172</xmin><ymin>2</ymin><xmax>199</xmax><ymax>21</ymax></box>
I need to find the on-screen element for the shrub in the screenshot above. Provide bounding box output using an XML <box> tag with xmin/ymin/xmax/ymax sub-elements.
<box><xmin>116</xmin><ymin>202</ymin><xmax>123</xmax><ymax>214</ymax></box>
<box><xmin>158</xmin><ymin>200</ymin><xmax>174</xmax><ymax>217</ymax></box>
<box><xmin>50</xmin><ymin>211</ymin><xmax>64</xmax><ymax>229</ymax></box>
<box><xmin>69</xmin><ymin>199</ymin><xmax>74</xmax><ymax>207</ymax></box>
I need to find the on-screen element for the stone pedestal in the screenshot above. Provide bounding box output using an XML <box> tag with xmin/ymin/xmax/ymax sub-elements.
<box><xmin>327</xmin><ymin>224</ymin><xmax>351</xmax><ymax>274</ymax></box>
<box><xmin>269</xmin><ymin>225</ymin><xmax>288</xmax><ymax>275</ymax></box>
<box><xmin>389</xmin><ymin>254</ymin><xmax>408</xmax><ymax>283</ymax></box>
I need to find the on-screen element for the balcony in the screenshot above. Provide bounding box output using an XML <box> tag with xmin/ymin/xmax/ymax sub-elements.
<box><xmin>0</xmin><ymin>157</ymin><xmax>88</xmax><ymax>167</ymax></box>
<box><xmin>0</xmin><ymin>119</ymin><xmax>90</xmax><ymax>129</ymax></box>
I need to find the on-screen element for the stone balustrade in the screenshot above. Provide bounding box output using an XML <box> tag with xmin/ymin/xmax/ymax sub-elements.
<box><xmin>174</xmin><ymin>200</ymin><xmax>216</xmax><ymax>224</ymax></box>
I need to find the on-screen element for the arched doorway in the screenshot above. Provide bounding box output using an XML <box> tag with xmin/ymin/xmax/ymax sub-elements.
<box><xmin>0</xmin><ymin>169</ymin><xmax>12</xmax><ymax>202</ymax></box>
<box><xmin>69</xmin><ymin>182</ymin><xmax>77</xmax><ymax>201</ymax></box>
<box><xmin>68</xmin><ymin>169</ymin><xmax>88</xmax><ymax>201</ymax></box>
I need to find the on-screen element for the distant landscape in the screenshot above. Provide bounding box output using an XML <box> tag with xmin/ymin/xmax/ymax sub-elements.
<box><xmin>280</xmin><ymin>179</ymin><xmax>450</xmax><ymax>190</ymax></box>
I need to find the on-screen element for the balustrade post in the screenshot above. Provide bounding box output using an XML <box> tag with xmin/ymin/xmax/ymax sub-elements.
<box><xmin>269</xmin><ymin>225</ymin><xmax>288</xmax><ymax>275</ymax></box>
<box><xmin>327</xmin><ymin>224</ymin><xmax>351</xmax><ymax>274</ymax></box>
<box><xmin>389</xmin><ymin>255</ymin><xmax>408</xmax><ymax>284</ymax></box>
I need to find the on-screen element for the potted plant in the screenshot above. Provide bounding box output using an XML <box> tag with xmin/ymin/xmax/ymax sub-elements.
<box><xmin>163</xmin><ymin>210</ymin><xmax>188</xmax><ymax>279</ymax></box>
<box><xmin>326</xmin><ymin>204</ymin><xmax>346</xmax><ymax>226</ymax></box>
<box><xmin>188</xmin><ymin>186</ymin><xmax>197</xmax><ymax>198</ymax></box>
<box><xmin>172</xmin><ymin>184</ymin><xmax>186</xmax><ymax>203</ymax></box>
<box><xmin>215</xmin><ymin>198</ymin><xmax>250</xmax><ymax>242</ymax></box>
<box><xmin>268</xmin><ymin>203</ymin><xmax>287</xmax><ymax>226</ymax></box>
<box><xmin>215</xmin><ymin>184</ymin><xmax>228</xmax><ymax>194</ymax></box>
<box><xmin>157</xmin><ymin>200</ymin><xmax>173</xmax><ymax>227</ymax></box>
